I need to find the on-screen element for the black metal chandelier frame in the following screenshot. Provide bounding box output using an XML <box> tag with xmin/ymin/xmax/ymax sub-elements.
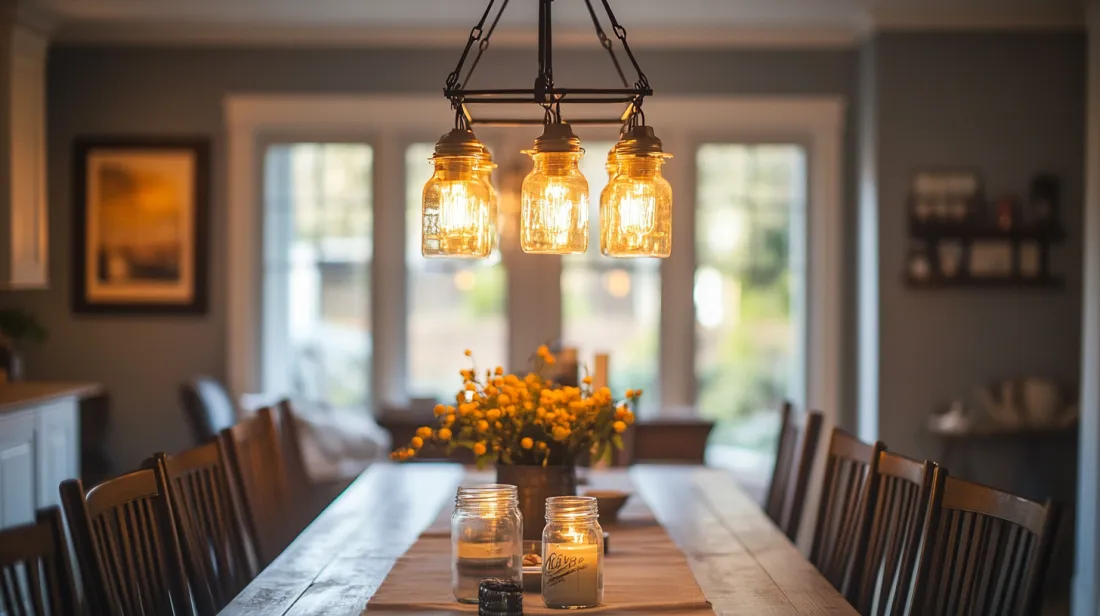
<box><xmin>443</xmin><ymin>0</ymin><xmax>653</xmax><ymax>128</ymax></box>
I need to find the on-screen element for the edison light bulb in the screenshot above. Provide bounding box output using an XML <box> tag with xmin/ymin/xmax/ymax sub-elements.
<box><xmin>422</xmin><ymin>129</ymin><xmax>493</xmax><ymax>258</ymax></box>
<box><xmin>602</xmin><ymin>126</ymin><xmax>672</xmax><ymax>258</ymax></box>
<box><xmin>521</xmin><ymin>123</ymin><xmax>589</xmax><ymax>254</ymax></box>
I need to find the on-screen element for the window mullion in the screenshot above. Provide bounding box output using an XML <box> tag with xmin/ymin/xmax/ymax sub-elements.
<box><xmin>659</xmin><ymin>130</ymin><xmax>696</xmax><ymax>413</ymax></box>
<box><xmin>372</xmin><ymin>133</ymin><xmax>407</xmax><ymax>413</ymax></box>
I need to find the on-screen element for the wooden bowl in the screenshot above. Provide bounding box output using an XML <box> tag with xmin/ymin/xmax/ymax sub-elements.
<box><xmin>584</xmin><ymin>490</ymin><xmax>631</xmax><ymax>525</ymax></box>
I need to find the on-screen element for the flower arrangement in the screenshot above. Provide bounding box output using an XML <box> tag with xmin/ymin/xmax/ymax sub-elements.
<box><xmin>392</xmin><ymin>345</ymin><xmax>641</xmax><ymax>467</ymax></box>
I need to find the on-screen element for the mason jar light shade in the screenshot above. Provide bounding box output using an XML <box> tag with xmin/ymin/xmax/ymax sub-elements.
<box><xmin>521</xmin><ymin>124</ymin><xmax>589</xmax><ymax>254</ymax></box>
<box><xmin>601</xmin><ymin>126</ymin><xmax>672</xmax><ymax>258</ymax></box>
<box><xmin>422</xmin><ymin>129</ymin><xmax>494</xmax><ymax>258</ymax></box>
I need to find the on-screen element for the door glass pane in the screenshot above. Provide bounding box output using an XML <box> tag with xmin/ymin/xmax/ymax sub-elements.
<box><xmin>264</xmin><ymin>143</ymin><xmax>373</xmax><ymax>409</ymax></box>
<box><xmin>695</xmin><ymin>144</ymin><xmax>806</xmax><ymax>454</ymax></box>
<box><xmin>562</xmin><ymin>141</ymin><xmax>660</xmax><ymax>416</ymax></box>
<box><xmin>406</xmin><ymin>142</ymin><xmax>506</xmax><ymax>402</ymax></box>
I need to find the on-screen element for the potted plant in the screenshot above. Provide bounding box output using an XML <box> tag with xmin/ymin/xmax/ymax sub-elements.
<box><xmin>393</xmin><ymin>345</ymin><xmax>641</xmax><ymax>539</ymax></box>
<box><xmin>0</xmin><ymin>309</ymin><xmax>47</xmax><ymax>382</ymax></box>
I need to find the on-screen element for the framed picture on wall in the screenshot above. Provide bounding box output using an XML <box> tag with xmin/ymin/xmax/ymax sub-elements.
<box><xmin>72</xmin><ymin>138</ymin><xmax>210</xmax><ymax>314</ymax></box>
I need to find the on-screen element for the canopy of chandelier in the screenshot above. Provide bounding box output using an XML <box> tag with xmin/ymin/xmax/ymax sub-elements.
<box><xmin>421</xmin><ymin>0</ymin><xmax>672</xmax><ymax>259</ymax></box>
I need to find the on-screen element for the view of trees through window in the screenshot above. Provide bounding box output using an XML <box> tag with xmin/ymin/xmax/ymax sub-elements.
<box><xmin>695</xmin><ymin>144</ymin><xmax>806</xmax><ymax>453</ymax></box>
<box><xmin>264</xmin><ymin>143</ymin><xmax>373</xmax><ymax>410</ymax></box>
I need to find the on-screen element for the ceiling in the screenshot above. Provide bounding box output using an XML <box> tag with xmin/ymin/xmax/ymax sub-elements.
<box><xmin>16</xmin><ymin>0</ymin><xmax>1089</xmax><ymax>47</ymax></box>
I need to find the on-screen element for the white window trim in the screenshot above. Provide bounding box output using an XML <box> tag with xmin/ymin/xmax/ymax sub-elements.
<box><xmin>224</xmin><ymin>94</ymin><xmax>845</xmax><ymax>428</ymax></box>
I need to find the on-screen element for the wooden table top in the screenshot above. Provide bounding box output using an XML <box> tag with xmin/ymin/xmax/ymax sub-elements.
<box><xmin>221</xmin><ymin>464</ymin><xmax>857</xmax><ymax>615</ymax></box>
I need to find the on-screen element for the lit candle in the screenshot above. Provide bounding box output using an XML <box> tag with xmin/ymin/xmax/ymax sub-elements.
<box><xmin>592</xmin><ymin>354</ymin><xmax>609</xmax><ymax>390</ymax></box>
<box><xmin>542</xmin><ymin>528</ymin><xmax>602</xmax><ymax>608</ymax></box>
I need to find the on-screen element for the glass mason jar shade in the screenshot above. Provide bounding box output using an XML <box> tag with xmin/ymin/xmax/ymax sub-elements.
<box><xmin>541</xmin><ymin>496</ymin><xmax>603</xmax><ymax>609</ymax></box>
<box><xmin>521</xmin><ymin>124</ymin><xmax>589</xmax><ymax>254</ymax></box>
<box><xmin>601</xmin><ymin>126</ymin><xmax>672</xmax><ymax>258</ymax></box>
<box><xmin>422</xmin><ymin>129</ymin><xmax>494</xmax><ymax>258</ymax></box>
<box><xmin>452</xmin><ymin>484</ymin><xmax>523</xmax><ymax>604</ymax></box>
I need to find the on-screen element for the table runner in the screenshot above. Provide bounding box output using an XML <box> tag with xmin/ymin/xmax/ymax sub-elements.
<box><xmin>367</xmin><ymin>473</ymin><xmax>714</xmax><ymax>614</ymax></box>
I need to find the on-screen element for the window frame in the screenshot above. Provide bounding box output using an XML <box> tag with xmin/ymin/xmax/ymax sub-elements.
<box><xmin>225</xmin><ymin>95</ymin><xmax>844</xmax><ymax>431</ymax></box>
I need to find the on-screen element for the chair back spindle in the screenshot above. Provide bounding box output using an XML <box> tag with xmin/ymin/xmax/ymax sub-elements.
<box><xmin>809</xmin><ymin>429</ymin><xmax>885</xmax><ymax>602</ymax></box>
<box><xmin>856</xmin><ymin>452</ymin><xmax>939</xmax><ymax>616</ymax></box>
<box><xmin>764</xmin><ymin>403</ymin><xmax>823</xmax><ymax>541</ymax></box>
<box><xmin>913</xmin><ymin>475</ymin><xmax>1059</xmax><ymax>616</ymax></box>
<box><xmin>60</xmin><ymin>470</ymin><xmax>196</xmax><ymax>616</ymax></box>
<box><xmin>0</xmin><ymin>507</ymin><xmax>78</xmax><ymax>616</ymax></box>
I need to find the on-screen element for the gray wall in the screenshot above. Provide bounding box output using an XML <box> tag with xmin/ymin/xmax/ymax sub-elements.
<box><xmin>0</xmin><ymin>46</ymin><xmax>858</xmax><ymax>473</ymax></box>
<box><xmin>869</xmin><ymin>32</ymin><xmax>1086</xmax><ymax>590</ymax></box>
<box><xmin>872</xmin><ymin>32</ymin><xmax>1086</xmax><ymax>466</ymax></box>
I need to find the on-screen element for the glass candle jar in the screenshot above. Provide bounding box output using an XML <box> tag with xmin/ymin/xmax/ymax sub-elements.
<box><xmin>541</xmin><ymin>496</ymin><xmax>603</xmax><ymax>609</ymax></box>
<box><xmin>451</xmin><ymin>485</ymin><xmax>523</xmax><ymax>604</ymax></box>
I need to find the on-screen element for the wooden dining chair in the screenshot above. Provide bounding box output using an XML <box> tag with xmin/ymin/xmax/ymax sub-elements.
<box><xmin>151</xmin><ymin>441</ymin><xmax>258</xmax><ymax>612</ymax></box>
<box><xmin>764</xmin><ymin>402</ymin><xmax>823</xmax><ymax>541</ymax></box>
<box><xmin>809</xmin><ymin>428</ymin><xmax>885</xmax><ymax>602</ymax></box>
<box><xmin>60</xmin><ymin>470</ymin><xmax>197</xmax><ymax>616</ymax></box>
<box><xmin>911</xmin><ymin>475</ymin><xmax>1059</xmax><ymax>616</ymax></box>
<box><xmin>0</xmin><ymin>507</ymin><xmax>78</xmax><ymax>616</ymax></box>
<box><xmin>221</xmin><ymin>406</ymin><xmax>294</xmax><ymax>567</ymax></box>
<box><xmin>855</xmin><ymin>452</ymin><xmax>940</xmax><ymax>616</ymax></box>
<box><xmin>179</xmin><ymin>377</ymin><xmax>238</xmax><ymax>446</ymax></box>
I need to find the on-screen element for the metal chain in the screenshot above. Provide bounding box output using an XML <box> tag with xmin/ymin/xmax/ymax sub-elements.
<box><xmin>445</xmin><ymin>0</ymin><xmax>497</xmax><ymax>92</ymax></box>
<box><xmin>461</xmin><ymin>0</ymin><xmax>509</xmax><ymax>90</ymax></box>
<box><xmin>583</xmin><ymin>0</ymin><xmax>628</xmax><ymax>88</ymax></box>
<box><xmin>600</xmin><ymin>0</ymin><xmax>650</xmax><ymax>92</ymax></box>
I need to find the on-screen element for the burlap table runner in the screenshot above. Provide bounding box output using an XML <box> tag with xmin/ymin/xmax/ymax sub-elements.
<box><xmin>367</xmin><ymin>475</ymin><xmax>714</xmax><ymax>615</ymax></box>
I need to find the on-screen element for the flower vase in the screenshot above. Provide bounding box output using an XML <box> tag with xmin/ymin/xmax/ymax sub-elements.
<box><xmin>496</xmin><ymin>464</ymin><xmax>577</xmax><ymax>541</ymax></box>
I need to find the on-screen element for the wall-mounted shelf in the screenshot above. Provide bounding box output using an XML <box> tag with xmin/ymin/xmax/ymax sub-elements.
<box><xmin>904</xmin><ymin>274</ymin><xmax>1064</xmax><ymax>290</ymax></box>
<box><xmin>909</xmin><ymin>221</ymin><xmax>1065</xmax><ymax>242</ymax></box>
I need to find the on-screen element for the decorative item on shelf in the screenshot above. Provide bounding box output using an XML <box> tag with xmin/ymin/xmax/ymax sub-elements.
<box><xmin>451</xmin><ymin>485</ymin><xmax>523</xmax><ymax>604</ymax></box>
<box><xmin>909</xmin><ymin>170</ymin><xmax>982</xmax><ymax>225</ymax></box>
<box><xmin>0</xmin><ymin>309</ymin><xmax>47</xmax><ymax>382</ymax></box>
<box><xmin>542</xmin><ymin>496</ymin><xmax>604</xmax><ymax>609</ymax></box>
<box><xmin>1019</xmin><ymin>241</ymin><xmax>1042</xmax><ymax>278</ymax></box>
<box><xmin>995</xmin><ymin>196</ymin><xmax>1019</xmax><ymax>231</ymax></box>
<box><xmin>968</xmin><ymin>240</ymin><xmax>1014</xmax><ymax>278</ymax></box>
<box><xmin>424</xmin><ymin>0</ymin><xmax>670</xmax><ymax>259</ymax></box>
<box><xmin>906</xmin><ymin>242</ymin><xmax>932</xmax><ymax>282</ymax></box>
<box><xmin>73</xmin><ymin>138</ymin><xmax>210</xmax><ymax>314</ymax></box>
<box><xmin>1028</xmin><ymin>174</ymin><xmax>1060</xmax><ymax>227</ymax></box>
<box><xmin>392</xmin><ymin>345</ymin><xmax>642</xmax><ymax>541</ymax></box>
<box><xmin>937</xmin><ymin>241</ymin><xmax>964</xmax><ymax>279</ymax></box>
<box><xmin>928</xmin><ymin>377</ymin><xmax>1079</xmax><ymax>436</ymax></box>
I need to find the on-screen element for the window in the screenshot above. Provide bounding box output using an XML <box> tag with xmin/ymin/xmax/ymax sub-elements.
<box><xmin>694</xmin><ymin>144</ymin><xmax>807</xmax><ymax>452</ymax></box>
<box><xmin>262</xmin><ymin>143</ymin><xmax>373</xmax><ymax>409</ymax></box>
<box><xmin>233</xmin><ymin>97</ymin><xmax>841</xmax><ymax>453</ymax></box>
<box><xmin>405</xmin><ymin>142</ymin><xmax>507</xmax><ymax>402</ymax></box>
<box><xmin>561</xmin><ymin>142</ymin><xmax>660</xmax><ymax>416</ymax></box>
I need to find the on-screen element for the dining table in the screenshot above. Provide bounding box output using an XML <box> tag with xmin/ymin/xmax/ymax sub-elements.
<box><xmin>221</xmin><ymin>463</ymin><xmax>858</xmax><ymax>615</ymax></box>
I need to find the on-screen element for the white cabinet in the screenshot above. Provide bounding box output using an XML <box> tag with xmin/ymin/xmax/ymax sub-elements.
<box><xmin>36</xmin><ymin>400</ymin><xmax>78</xmax><ymax>509</ymax></box>
<box><xmin>0</xmin><ymin>22</ymin><xmax>48</xmax><ymax>289</ymax></box>
<box><xmin>0</xmin><ymin>411</ymin><xmax>35</xmax><ymax>527</ymax></box>
<box><xmin>0</xmin><ymin>397</ymin><xmax>80</xmax><ymax>528</ymax></box>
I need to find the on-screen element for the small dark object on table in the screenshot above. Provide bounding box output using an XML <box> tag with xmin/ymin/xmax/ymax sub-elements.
<box><xmin>478</xmin><ymin>578</ymin><xmax>523</xmax><ymax>616</ymax></box>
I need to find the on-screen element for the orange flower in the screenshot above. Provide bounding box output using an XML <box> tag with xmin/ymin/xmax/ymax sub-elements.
<box><xmin>473</xmin><ymin>442</ymin><xmax>487</xmax><ymax>456</ymax></box>
<box><xmin>416</xmin><ymin>426</ymin><xmax>432</xmax><ymax>439</ymax></box>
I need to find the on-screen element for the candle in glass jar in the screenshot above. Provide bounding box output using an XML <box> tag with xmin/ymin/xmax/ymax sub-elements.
<box><xmin>542</xmin><ymin>531</ymin><xmax>601</xmax><ymax>608</ymax></box>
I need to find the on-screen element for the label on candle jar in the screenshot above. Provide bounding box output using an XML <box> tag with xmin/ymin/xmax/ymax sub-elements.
<box><xmin>542</xmin><ymin>543</ymin><xmax>600</xmax><ymax>607</ymax></box>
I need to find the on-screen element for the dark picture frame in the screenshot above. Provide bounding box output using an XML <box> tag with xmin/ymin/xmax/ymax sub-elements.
<box><xmin>72</xmin><ymin>137</ymin><xmax>210</xmax><ymax>314</ymax></box>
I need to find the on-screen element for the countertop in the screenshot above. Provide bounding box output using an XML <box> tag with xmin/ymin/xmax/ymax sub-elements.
<box><xmin>0</xmin><ymin>381</ymin><xmax>103</xmax><ymax>415</ymax></box>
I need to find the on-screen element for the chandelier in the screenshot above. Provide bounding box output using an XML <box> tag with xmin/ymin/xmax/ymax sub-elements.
<box><xmin>421</xmin><ymin>0</ymin><xmax>672</xmax><ymax>259</ymax></box>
